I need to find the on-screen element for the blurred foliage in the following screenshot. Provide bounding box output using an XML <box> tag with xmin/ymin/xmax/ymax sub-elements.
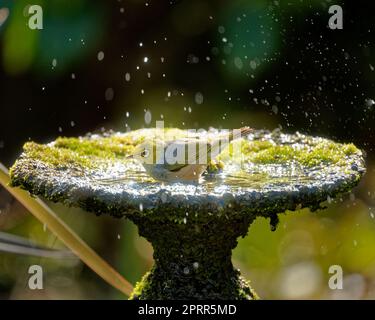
<box><xmin>0</xmin><ymin>0</ymin><xmax>375</xmax><ymax>299</ymax></box>
<box><xmin>2</xmin><ymin>0</ymin><xmax>105</xmax><ymax>76</ymax></box>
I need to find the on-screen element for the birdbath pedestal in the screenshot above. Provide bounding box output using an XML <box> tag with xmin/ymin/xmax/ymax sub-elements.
<box><xmin>9</xmin><ymin>129</ymin><xmax>366</xmax><ymax>299</ymax></box>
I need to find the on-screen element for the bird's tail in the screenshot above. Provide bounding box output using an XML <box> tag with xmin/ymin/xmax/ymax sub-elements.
<box><xmin>208</xmin><ymin>127</ymin><xmax>253</xmax><ymax>159</ymax></box>
<box><xmin>228</xmin><ymin>127</ymin><xmax>253</xmax><ymax>141</ymax></box>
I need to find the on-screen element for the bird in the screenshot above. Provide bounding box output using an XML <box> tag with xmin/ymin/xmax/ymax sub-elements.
<box><xmin>106</xmin><ymin>127</ymin><xmax>253</xmax><ymax>183</ymax></box>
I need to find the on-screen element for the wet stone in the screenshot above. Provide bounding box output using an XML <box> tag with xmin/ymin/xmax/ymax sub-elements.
<box><xmin>9</xmin><ymin>128</ymin><xmax>366</xmax><ymax>222</ymax></box>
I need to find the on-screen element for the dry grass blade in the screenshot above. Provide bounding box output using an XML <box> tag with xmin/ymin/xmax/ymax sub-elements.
<box><xmin>0</xmin><ymin>163</ymin><xmax>133</xmax><ymax>297</ymax></box>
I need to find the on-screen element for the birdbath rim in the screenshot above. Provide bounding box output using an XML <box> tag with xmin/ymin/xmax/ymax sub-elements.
<box><xmin>9</xmin><ymin>128</ymin><xmax>366</xmax><ymax>222</ymax></box>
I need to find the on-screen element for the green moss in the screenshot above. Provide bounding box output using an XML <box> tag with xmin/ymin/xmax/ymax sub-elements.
<box><xmin>129</xmin><ymin>215</ymin><xmax>258</xmax><ymax>300</ymax></box>
<box><xmin>17</xmin><ymin>135</ymin><xmax>144</xmax><ymax>170</ymax></box>
<box><xmin>241</xmin><ymin>140</ymin><xmax>274</xmax><ymax>154</ymax></box>
<box><xmin>22</xmin><ymin>142</ymin><xmax>93</xmax><ymax>168</ymax></box>
<box><xmin>342</xmin><ymin>143</ymin><xmax>358</xmax><ymax>155</ymax></box>
<box><xmin>239</xmin><ymin>139</ymin><xmax>360</xmax><ymax>167</ymax></box>
<box><xmin>130</xmin><ymin>272</ymin><xmax>150</xmax><ymax>300</ymax></box>
<box><xmin>249</xmin><ymin>145</ymin><xmax>295</xmax><ymax>164</ymax></box>
<box><xmin>15</xmin><ymin>129</ymin><xmax>192</xmax><ymax>170</ymax></box>
<box><xmin>296</xmin><ymin>141</ymin><xmax>353</xmax><ymax>167</ymax></box>
<box><xmin>54</xmin><ymin>136</ymin><xmax>138</xmax><ymax>159</ymax></box>
<box><xmin>206</xmin><ymin>160</ymin><xmax>225</xmax><ymax>174</ymax></box>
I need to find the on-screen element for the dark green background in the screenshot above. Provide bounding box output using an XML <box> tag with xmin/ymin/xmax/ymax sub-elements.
<box><xmin>0</xmin><ymin>0</ymin><xmax>374</xmax><ymax>299</ymax></box>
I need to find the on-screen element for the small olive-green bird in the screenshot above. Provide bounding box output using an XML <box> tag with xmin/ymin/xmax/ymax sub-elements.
<box><xmin>125</xmin><ymin>127</ymin><xmax>253</xmax><ymax>182</ymax></box>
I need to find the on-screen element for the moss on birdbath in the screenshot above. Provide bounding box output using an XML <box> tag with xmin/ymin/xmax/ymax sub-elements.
<box><xmin>9</xmin><ymin>128</ymin><xmax>366</xmax><ymax>299</ymax></box>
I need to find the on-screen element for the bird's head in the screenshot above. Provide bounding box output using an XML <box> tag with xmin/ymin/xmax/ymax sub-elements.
<box><xmin>126</xmin><ymin>140</ymin><xmax>164</xmax><ymax>164</ymax></box>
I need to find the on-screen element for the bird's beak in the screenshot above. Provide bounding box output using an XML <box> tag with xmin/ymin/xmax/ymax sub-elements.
<box><xmin>125</xmin><ymin>154</ymin><xmax>134</xmax><ymax>159</ymax></box>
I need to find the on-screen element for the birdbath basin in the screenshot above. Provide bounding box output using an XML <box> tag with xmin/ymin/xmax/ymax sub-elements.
<box><xmin>9</xmin><ymin>128</ymin><xmax>366</xmax><ymax>299</ymax></box>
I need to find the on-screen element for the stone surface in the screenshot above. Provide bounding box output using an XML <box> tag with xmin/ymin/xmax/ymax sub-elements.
<box><xmin>10</xmin><ymin>129</ymin><xmax>366</xmax><ymax>223</ymax></box>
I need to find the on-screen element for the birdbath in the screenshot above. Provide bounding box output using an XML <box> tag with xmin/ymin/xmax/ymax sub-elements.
<box><xmin>9</xmin><ymin>128</ymin><xmax>366</xmax><ymax>299</ymax></box>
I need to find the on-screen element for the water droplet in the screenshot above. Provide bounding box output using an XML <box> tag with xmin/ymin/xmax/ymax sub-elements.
<box><xmin>193</xmin><ymin>262</ymin><xmax>199</xmax><ymax>269</ymax></box>
<box><xmin>365</xmin><ymin>99</ymin><xmax>374</xmax><ymax>108</ymax></box>
<box><xmin>183</xmin><ymin>267</ymin><xmax>190</xmax><ymax>275</ymax></box>
<box><xmin>125</xmin><ymin>73</ymin><xmax>131</xmax><ymax>82</ymax></box>
<box><xmin>187</xmin><ymin>54</ymin><xmax>199</xmax><ymax>64</ymax></box>
<box><xmin>52</xmin><ymin>58</ymin><xmax>57</xmax><ymax>68</ymax></box>
<box><xmin>250</xmin><ymin>60</ymin><xmax>257</xmax><ymax>70</ymax></box>
<box><xmin>144</xmin><ymin>110</ymin><xmax>152</xmax><ymax>124</ymax></box>
<box><xmin>70</xmin><ymin>121</ymin><xmax>75</xmax><ymax>127</ymax></box>
<box><xmin>234</xmin><ymin>57</ymin><xmax>243</xmax><ymax>70</ymax></box>
<box><xmin>218</xmin><ymin>26</ymin><xmax>225</xmax><ymax>34</ymax></box>
<box><xmin>117</xmin><ymin>234</ymin><xmax>121</xmax><ymax>239</ymax></box>
<box><xmin>97</xmin><ymin>51</ymin><xmax>105</xmax><ymax>61</ymax></box>
<box><xmin>272</xmin><ymin>105</ymin><xmax>278</xmax><ymax>114</ymax></box>
<box><xmin>143</xmin><ymin>57</ymin><xmax>149</xmax><ymax>63</ymax></box>
<box><xmin>105</xmin><ymin>88</ymin><xmax>114</xmax><ymax>101</ymax></box>
<box><xmin>139</xmin><ymin>203</ymin><xmax>143</xmax><ymax>211</ymax></box>
<box><xmin>194</xmin><ymin>92</ymin><xmax>204</xmax><ymax>105</ymax></box>
<box><xmin>126</xmin><ymin>111</ymin><xmax>130</xmax><ymax>118</ymax></box>
<box><xmin>369</xmin><ymin>208</ymin><xmax>374</xmax><ymax>219</ymax></box>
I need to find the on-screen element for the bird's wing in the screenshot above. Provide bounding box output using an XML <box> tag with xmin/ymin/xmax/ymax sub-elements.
<box><xmin>157</xmin><ymin>128</ymin><xmax>253</xmax><ymax>172</ymax></box>
<box><xmin>162</xmin><ymin>139</ymin><xmax>211</xmax><ymax>172</ymax></box>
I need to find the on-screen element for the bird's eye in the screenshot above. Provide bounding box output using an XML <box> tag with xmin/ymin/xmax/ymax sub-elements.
<box><xmin>141</xmin><ymin>149</ymin><xmax>149</xmax><ymax>157</ymax></box>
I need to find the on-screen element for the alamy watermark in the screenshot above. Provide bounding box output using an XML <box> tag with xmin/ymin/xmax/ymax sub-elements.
<box><xmin>27</xmin><ymin>5</ymin><xmax>43</xmax><ymax>30</ymax></box>
<box><xmin>28</xmin><ymin>264</ymin><xmax>43</xmax><ymax>290</ymax></box>
<box><xmin>328</xmin><ymin>5</ymin><xmax>343</xmax><ymax>30</ymax></box>
<box><xmin>24</xmin><ymin>4</ymin><xmax>342</xmax><ymax>32</ymax></box>
<box><xmin>328</xmin><ymin>265</ymin><xmax>343</xmax><ymax>290</ymax></box>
